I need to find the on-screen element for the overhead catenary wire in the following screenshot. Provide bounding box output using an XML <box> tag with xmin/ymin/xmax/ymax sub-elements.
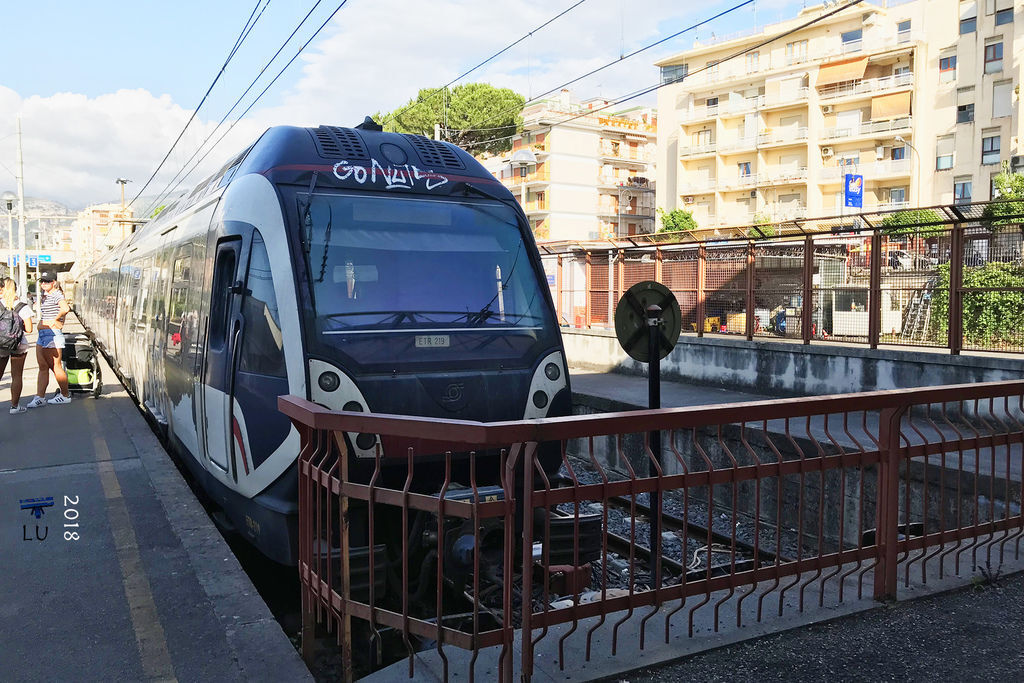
<box><xmin>382</xmin><ymin>0</ymin><xmax>591</xmax><ymax>130</ymax></box>
<box><xmin>127</xmin><ymin>0</ymin><xmax>269</xmax><ymax>211</ymax></box>
<box><xmin>455</xmin><ymin>0</ymin><xmax>754</xmax><ymax>135</ymax></box>
<box><xmin>142</xmin><ymin>1</ymin><xmax>351</xmax><ymax>218</ymax></box>
<box><xmin>464</xmin><ymin>0</ymin><xmax>866</xmax><ymax>151</ymax></box>
<box><xmin>144</xmin><ymin>0</ymin><xmax>330</xmax><ymax>215</ymax></box>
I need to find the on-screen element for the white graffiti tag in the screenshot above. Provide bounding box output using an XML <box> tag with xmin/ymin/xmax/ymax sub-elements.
<box><xmin>332</xmin><ymin>159</ymin><xmax>449</xmax><ymax>191</ymax></box>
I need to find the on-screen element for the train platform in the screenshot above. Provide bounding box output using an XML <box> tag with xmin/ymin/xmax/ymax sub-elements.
<box><xmin>0</xmin><ymin>319</ymin><xmax>310</xmax><ymax>682</ymax></box>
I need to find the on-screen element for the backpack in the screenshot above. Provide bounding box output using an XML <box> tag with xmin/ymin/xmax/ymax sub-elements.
<box><xmin>0</xmin><ymin>301</ymin><xmax>25</xmax><ymax>353</ymax></box>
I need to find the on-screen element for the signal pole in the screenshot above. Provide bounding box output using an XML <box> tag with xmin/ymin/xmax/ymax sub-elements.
<box><xmin>16</xmin><ymin>116</ymin><xmax>27</xmax><ymax>297</ymax></box>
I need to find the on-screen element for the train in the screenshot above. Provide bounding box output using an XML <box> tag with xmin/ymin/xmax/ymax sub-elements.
<box><xmin>76</xmin><ymin>120</ymin><xmax>570</xmax><ymax>565</ymax></box>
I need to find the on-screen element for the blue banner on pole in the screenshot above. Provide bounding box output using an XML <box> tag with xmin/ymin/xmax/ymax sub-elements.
<box><xmin>844</xmin><ymin>174</ymin><xmax>864</xmax><ymax>209</ymax></box>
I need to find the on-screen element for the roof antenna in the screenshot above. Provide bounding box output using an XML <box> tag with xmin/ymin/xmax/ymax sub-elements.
<box><xmin>356</xmin><ymin>116</ymin><xmax>382</xmax><ymax>131</ymax></box>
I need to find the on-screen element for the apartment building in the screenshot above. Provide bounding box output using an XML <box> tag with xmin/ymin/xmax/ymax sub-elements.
<box><xmin>490</xmin><ymin>90</ymin><xmax>657</xmax><ymax>241</ymax></box>
<box><xmin>655</xmin><ymin>0</ymin><xmax>1021</xmax><ymax>227</ymax></box>
<box><xmin>71</xmin><ymin>202</ymin><xmax>135</xmax><ymax>271</ymax></box>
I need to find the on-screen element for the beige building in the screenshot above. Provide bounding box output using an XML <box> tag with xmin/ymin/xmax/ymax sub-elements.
<box><xmin>489</xmin><ymin>90</ymin><xmax>657</xmax><ymax>241</ymax></box>
<box><xmin>655</xmin><ymin>0</ymin><xmax>1021</xmax><ymax>227</ymax></box>
<box><xmin>71</xmin><ymin>203</ymin><xmax>136</xmax><ymax>271</ymax></box>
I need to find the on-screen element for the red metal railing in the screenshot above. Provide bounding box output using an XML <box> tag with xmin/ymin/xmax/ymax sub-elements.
<box><xmin>281</xmin><ymin>379</ymin><xmax>1024</xmax><ymax>681</ymax></box>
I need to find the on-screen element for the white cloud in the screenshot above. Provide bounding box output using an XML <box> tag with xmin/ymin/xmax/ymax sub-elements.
<box><xmin>0</xmin><ymin>0</ymin><xmax>778</xmax><ymax>209</ymax></box>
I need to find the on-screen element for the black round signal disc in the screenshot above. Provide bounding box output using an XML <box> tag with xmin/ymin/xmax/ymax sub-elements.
<box><xmin>614</xmin><ymin>280</ymin><xmax>682</xmax><ymax>363</ymax></box>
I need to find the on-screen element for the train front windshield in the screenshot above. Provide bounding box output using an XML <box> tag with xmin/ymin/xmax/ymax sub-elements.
<box><xmin>299</xmin><ymin>193</ymin><xmax>557</xmax><ymax>369</ymax></box>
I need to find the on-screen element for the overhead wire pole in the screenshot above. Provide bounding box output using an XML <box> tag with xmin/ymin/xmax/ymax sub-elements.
<box><xmin>16</xmin><ymin>117</ymin><xmax>27</xmax><ymax>297</ymax></box>
<box><xmin>143</xmin><ymin>0</ymin><xmax>329</xmax><ymax>216</ymax></box>
<box><xmin>127</xmin><ymin>0</ymin><xmax>272</xmax><ymax>212</ymax></box>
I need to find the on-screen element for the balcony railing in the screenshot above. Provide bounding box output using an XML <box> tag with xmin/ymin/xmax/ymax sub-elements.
<box><xmin>525</xmin><ymin>199</ymin><xmax>548</xmax><ymax>212</ymax></box>
<box><xmin>820</xmin><ymin>159</ymin><xmax>912</xmax><ymax>181</ymax></box>
<box><xmin>679</xmin><ymin>178</ymin><xmax>718</xmax><ymax>193</ymax></box>
<box><xmin>764</xmin><ymin>167</ymin><xmax>808</xmax><ymax>183</ymax></box>
<box><xmin>502</xmin><ymin>169</ymin><xmax>550</xmax><ymax>186</ymax></box>
<box><xmin>758</xmin><ymin>126</ymin><xmax>809</xmax><ymax>145</ymax></box>
<box><xmin>818</xmin><ymin>72</ymin><xmax>914</xmax><ymax>100</ymax></box>
<box><xmin>876</xmin><ymin>201</ymin><xmax>910</xmax><ymax>211</ymax></box>
<box><xmin>764</xmin><ymin>86</ymin><xmax>809</xmax><ymax>107</ymax></box>
<box><xmin>718</xmin><ymin>135</ymin><xmax>758</xmax><ymax>153</ymax></box>
<box><xmin>598</xmin><ymin>147</ymin><xmax>652</xmax><ymax>163</ymax></box>
<box><xmin>680</xmin><ymin>142</ymin><xmax>717</xmax><ymax>157</ymax></box>
<box><xmin>822</xmin><ymin>117</ymin><xmax>911</xmax><ymax>140</ymax></box>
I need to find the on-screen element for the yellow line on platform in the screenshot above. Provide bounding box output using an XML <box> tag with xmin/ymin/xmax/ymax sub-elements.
<box><xmin>86</xmin><ymin>401</ymin><xmax>177</xmax><ymax>682</ymax></box>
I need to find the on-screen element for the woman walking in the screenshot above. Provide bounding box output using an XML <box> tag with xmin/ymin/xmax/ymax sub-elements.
<box><xmin>27</xmin><ymin>271</ymin><xmax>71</xmax><ymax>407</ymax></box>
<box><xmin>0</xmin><ymin>277</ymin><xmax>34</xmax><ymax>413</ymax></box>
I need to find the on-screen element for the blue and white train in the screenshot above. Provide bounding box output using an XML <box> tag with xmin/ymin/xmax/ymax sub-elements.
<box><xmin>77</xmin><ymin>121</ymin><xmax>570</xmax><ymax>564</ymax></box>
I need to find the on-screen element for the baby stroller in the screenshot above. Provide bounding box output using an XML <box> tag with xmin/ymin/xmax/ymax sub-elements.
<box><xmin>62</xmin><ymin>332</ymin><xmax>103</xmax><ymax>398</ymax></box>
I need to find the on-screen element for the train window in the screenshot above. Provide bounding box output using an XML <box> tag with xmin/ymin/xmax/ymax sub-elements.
<box><xmin>305</xmin><ymin>195</ymin><xmax>550</xmax><ymax>334</ymax></box>
<box><xmin>238</xmin><ymin>232</ymin><xmax>286</xmax><ymax>377</ymax></box>
<box><xmin>209</xmin><ymin>245</ymin><xmax>237</xmax><ymax>350</ymax></box>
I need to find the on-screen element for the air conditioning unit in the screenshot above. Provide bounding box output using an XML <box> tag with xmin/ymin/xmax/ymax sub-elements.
<box><xmin>875</xmin><ymin>145</ymin><xmax>886</xmax><ymax>160</ymax></box>
<box><xmin>1012</xmin><ymin>155</ymin><xmax>1024</xmax><ymax>172</ymax></box>
<box><xmin>822</xmin><ymin>105</ymin><xmax>834</xmax><ymax>114</ymax></box>
<box><xmin>821</xmin><ymin>146</ymin><xmax>835</xmax><ymax>158</ymax></box>
<box><xmin>749</xmin><ymin>190</ymin><xmax>757</xmax><ymax>198</ymax></box>
<box><xmin>683</xmin><ymin>195</ymin><xmax>695</xmax><ymax>204</ymax></box>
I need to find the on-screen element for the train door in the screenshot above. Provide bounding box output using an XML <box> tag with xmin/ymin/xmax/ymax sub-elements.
<box><xmin>200</xmin><ymin>231</ymin><xmax>249</xmax><ymax>476</ymax></box>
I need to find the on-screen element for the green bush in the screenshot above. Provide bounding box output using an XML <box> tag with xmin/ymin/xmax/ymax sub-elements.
<box><xmin>657</xmin><ymin>208</ymin><xmax>697</xmax><ymax>235</ymax></box>
<box><xmin>931</xmin><ymin>261</ymin><xmax>1024</xmax><ymax>347</ymax></box>
<box><xmin>880</xmin><ymin>209</ymin><xmax>945</xmax><ymax>237</ymax></box>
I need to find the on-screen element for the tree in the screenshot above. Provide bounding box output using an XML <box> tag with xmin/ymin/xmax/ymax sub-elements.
<box><xmin>747</xmin><ymin>213</ymin><xmax>776</xmax><ymax>238</ymax></box>
<box><xmin>657</xmin><ymin>207</ymin><xmax>697</xmax><ymax>235</ymax></box>
<box><xmin>982</xmin><ymin>162</ymin><xmax>1024</xmax><ymax>229</ymax></box>
<box><xmin>879</xmin><ymin>208</ymin><xmax>945</xmax><ymax>237</ymax></box>
<box><xmin>931</xmin><ymin>261</ymin><xmax>1024</xmax><ymax>348</ymax></box>
<box><xmin>380</xmin><ymin>83</ymin><xmax>524</xmax><ymax>155</ymax></box>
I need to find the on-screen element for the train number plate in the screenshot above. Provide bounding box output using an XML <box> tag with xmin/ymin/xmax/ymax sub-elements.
<box><xmin>415</xmin><ymin>335</ymin><xmax>450</xmax><ymax>348</ymax></box>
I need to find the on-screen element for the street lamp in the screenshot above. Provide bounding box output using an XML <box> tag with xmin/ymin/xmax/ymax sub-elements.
<box><xmin>115</xmin><ymin>178</ymin><xmax>131</xmax><ymax>209</ymax></box>
<box><xmin>894</xmin><ymin>135</ymin><xmax>920</xmax><ymax>208</ymax></box>
<box><xmin>2</xmin><ymin>191</ymin><xmax>14</xmax><ymax>278</ymax></box>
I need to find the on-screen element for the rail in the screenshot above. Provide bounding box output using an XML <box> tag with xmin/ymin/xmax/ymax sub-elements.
<box><xmin>285</xmin><ymin>379</ymin><xmax>1024</xmax><ymax>681</ymax></box>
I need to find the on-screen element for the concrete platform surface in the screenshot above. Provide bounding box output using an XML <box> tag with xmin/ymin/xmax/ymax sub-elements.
<box><xmin>0</xmin><ymin>320</ymin><xmax>310</xmax><ymax>682</ymax></box>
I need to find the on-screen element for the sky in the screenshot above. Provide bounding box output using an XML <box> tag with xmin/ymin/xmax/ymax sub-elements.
<box><xmin>0</xmin><ymin>0</ymin><xmax>805</xmax><ymax>212</ymax></box>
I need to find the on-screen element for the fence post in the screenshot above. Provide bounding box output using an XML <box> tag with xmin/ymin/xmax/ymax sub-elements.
<box><xmin>869</xmin><ymin>231</ymin><xmax>882</xmax><ymax>349</ymax></box>
<box><xmin>949</xmin><ymin>222</ymin><xmax>964</xmax><ymax>354</ymax></box>
<box><xmin>874</xmin><ymin>405</ymin><xmax>906</xmax><ymax>601</ymax></box>
<box><xmin>746</xmin><ymin>242</ymin><xmax>755</xmax><ymax>340</ymax></box>
<box><xmin>697</xmin><ymin>244</ymin><xmax>706</xmax><ymax>337</ymax></box>
<box><xmin>802</xmin><ymin>235</ymin><xmax>813</xmax><ymax>344</ymax></box>
<box><xmin>617</xmin><ymin>249</ymin><xmax>625</xmax><ymax>307</ymax></box>
<box><xmin>519</xmin><ymin>442</ymin><xmax>537</xmax><ymax>682</ymax></box>
<box><xmin>585</xmin><ymin>250</ymin><xmax>592</xmax><ymax>329</ymax></box>
<box><xmin>655</xmin><ymin>246</ymin><xmax>663</xmax><ymax>284</ymax></box>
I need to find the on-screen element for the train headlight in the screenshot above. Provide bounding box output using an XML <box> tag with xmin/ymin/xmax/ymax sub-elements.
<box><xmin>318</xmin><ymin>371</ymin><xmax>341</xmax><ymax>392</ymax></box>
<box><xmin>342</xmin><ymin>401</ymin><xmax>363</xmax><ymax>412</ymax></box>
<box><xmin>356</xmin><ymin>433</ymin><xmax>377</xmax><ymax>450</ymax></box>
<box><xmin>544</xmin><ymin>363</ymin><xmax>560</xmax><ymax>381</ymax></box>
<box><xmin>532</xmin><ymin>391</ymin><xmax>548</xmax><ymax>409</ymax></box>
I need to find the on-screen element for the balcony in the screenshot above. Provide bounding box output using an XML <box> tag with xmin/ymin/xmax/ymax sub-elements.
<box><xmin>679</xmin><ymin>177</ymin><xmax>718</xmax><ymax>194</ymax></box>
<box><xmin>764</xmin><ymin>167</ymin><xmax>808</xmax><ymax>184</ymax></box>
<box><xmin>764</xmin><ymin>87</ymin><xmax>809</xmax><ymax>108</ymax></box>
<box><xmin>820</xmin><ymin>159</ymin><xmax>912</xmax><ymax>182</ymax></box>
<box><xmin>875</xmin><ymin>201</ymin><xmax>910</xmax><ymax>211</ymax></box>
<box><xmin>718</xmin><ymin>135</ymin><xmax>758</xmax><ymax>154</ymax></box>
<box><xmin>821</xmin><ymin>117</ymin><xmax>911</xmax><ymax>141</ymax></box>
<box><xmin>758</xmin><ymin>126</ymin><xmax>808</xmax><ymax>146</ymax></box>
<box><xmin>720</xmin><ymin>173</ymin><xmax>763</xmax><ymax>190</ymax></box>
<box><xmin>775</xmin><ymin>206</ymin><xmax>808</xmax><ymax>221</ymax></box>
<box><xmin>680</xmin><ymin>142</ymin><xmax>717</xmax><ymax>157</ymax></box>
<box><xmin>502</xmin><ymin>169</ymin><xmax>550</xmax><ymax>187</ymax></box>
<box><xmin>598</xmin><ymin>146</ymin><xmax>652</xmax><ymax>164</ymax></box>
<box><xmin>597</xmin><ymin>115</ymin><xmax>655</xmax><ymax>134</ymax></box>
<box><xmin>818</xmin><ymin>72</ymin><xmax>913</xmax><ymax>100</ymax></box>
<box><xmin>524</xmin><ymin>199</ymin><xmax>548</xmax><ymax>213</ymax></box>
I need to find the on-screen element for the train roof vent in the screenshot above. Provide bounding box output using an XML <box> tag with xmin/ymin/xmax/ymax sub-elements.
<box><xmin>312</xmin><ymin>126</ymin><xmax>370</xmax><ymax>161</ymax></box>
<box><xmin>402</xmin><ymin>134</ymin><xmax>465</xmax><ymax>170</ymax></box>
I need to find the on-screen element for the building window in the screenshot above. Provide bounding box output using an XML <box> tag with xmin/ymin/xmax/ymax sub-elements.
<box><xmin>939</xmin><ymin>55</ymin><xmax>957</xmax><ymax>83</ymax></box>
<box><xmin>889</xmin><ymin>187</ymin><xmax>907</xmax><ymax>204</ymax></box>
<box><xmin>706</xmin><ymin>96</ymin><xmax>719</xmax><ymax>111</ymax></box>
<box><xmin>936</xmin><ymin>135</ymin><xmax>954</xmax><ymax>170</ymax></box>
<box><xmin>694</xmin><ymin>129</ymin><xmax>712</xmax><ymax>146</ymax></box>
<box><xmin>993</xmin><ymin>80</ymin><xmax>1012</xmax><ymax>117</ymax></box>
<box><xmin>897</xmin><ymin>20</ymin><xmax>911</xmax><ymax>43</ymax></box>
<box><xmin>892</xmin><ymin>146</ymin><xmax>906</xmax><ymax>161</ymax></box>
<box><xmin>786</xmin><ymin>40</ymin><xmax>808</xmax><ymax>64</ymax></box>
<box><xmin>984</xmin><ymin>41</ymin><xmax>1003</xmax><ymax>73</ymax></box>
<box><xmin>841</xmin><ymin>29</ymin><xmax>863</xmax><ymax>52</ymax></box>
<box><xmin>982</xmin><ymin>134</ymin><xmax>1000</xmax><ymax>164</ymax></box>
<box><xmin>957</xmin><ymin>103</ymin><xmax>975</xmax><ymax>123</ymax></box>
<box><xmin>960</xmin><ymin>1</ymin><xmax>978</xmax><ymax>33</ymax></box>
<box><xmin>746</xmin><ymin>51</ymin><xmax>759</xmax><ymax>73</ymax></box>
<box><xmin>954</xmin><ymin>178</ymin><xmax>972</xmax><ymax>204</ymax></box>
<box><xmin>738</xmin><ymin>161</ymin><xmax>752</xmax><ymax>178</ymax></box>
<box><xmin>991</xmin><ymin>173</ymin><xmax>1001</xmax><ymax>199</ymax></box>
<box><xmin>660</xmin><ymin>63</ymin><xmax>688</xmax><ymax>84</ymax></box>
<box><xmin>995</xmin><ymin>8</ymin><xmax>1013</xmax><ymax>25</ymax></box>
<box><xmin>706</xmin><ymin>61</ymin><xmax>719</xmax><ymax>77</ymax></box>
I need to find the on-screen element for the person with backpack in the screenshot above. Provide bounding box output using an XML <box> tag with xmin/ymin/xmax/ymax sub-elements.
<box><xmin>26</xmin><ymin>271</ymin><xmax>71</xmax><ymax>407</ymax></box>
<box><xmin>0</xmin><ymin>276</ymin><xmax>35</xmax><ymax>414</ymax></box>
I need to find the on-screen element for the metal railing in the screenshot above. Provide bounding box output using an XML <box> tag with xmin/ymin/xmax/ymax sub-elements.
<box><xmin>818</xmin><ymin>73</ymin><xmax>914</xmax><ymax>100</ymax></box>
<box><xmin>820</xmin><ymin>159</ymin><xmax>912</xmax><ymax>181</ymax></box>
<box><xmin>540</xmin><ymin>201</ymin><xmax>1024</xmax><ymax>355</ymax></box>
<box><xmin>286</xmin><ymin>378</ymin><xmax>1024</xmax><ymax>681</ymax></box>
<box><xmin>822</xmin><ymin>117</ymin><xmax>912</xmax><ymax>140</ymax></box>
